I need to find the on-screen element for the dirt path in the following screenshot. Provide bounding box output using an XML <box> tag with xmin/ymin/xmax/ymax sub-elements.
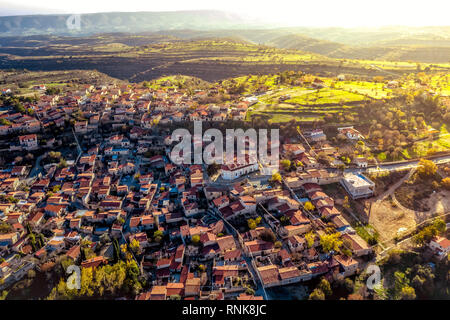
<box><xmin>372</xmin><ymin>168</ymin><xmax>416</xmax><ymax>203</ymax></box>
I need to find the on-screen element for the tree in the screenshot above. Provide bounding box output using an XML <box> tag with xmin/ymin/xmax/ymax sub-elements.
<box><xmin>414</xmin><ymin>218</ymin><xmax>446</xmax><ymax>245</ymax></box>
<box><xmin>192</xmin><ymin>235</ymin><xmax>200</xmax><ymax>244</ymax></box>
<box><xmin>304</xmin><ymin>201</ymin><xmax>315</xmax><ymax>211</ymax></box>
<box><xmin>247</xmin><ymin>217</ymin><xmax>262</xmax><ymax>230</ymax></box>
<box><xmin>0</xmin><ymin>290</ymin><xmax>8</xmax><ymax>300</ymax></box>
<box><xmin>342</xmin><ymin>196</ymin><xmax>350</xmax><ymax>209</ymax></box>
<box><xmin>129</xmin><ymin>239</ymin><xmax>141</xmax><ymax>255</ymax></box>
<box><xmin>58</xmin><ymin>158</ymin><xmax>67</xmax><ymax>168</ymax></box>
<box><xmin>309</xmin><ymin>288</ymin><xmax>325</xmax><ymax>300</ymax></box>
<box><xmin>318</xmin><ymin>278</ymin><xmax>332</xmax><ymax>297</ymax></box>
<box><xmin>417</xmin><ymin>159</ymin><xmax>437</xmax><ymax>178</ymax></box>
<box><xmin>305</xmin><ymin>231</ymin><xmax>315</xmax><ymax>248</ymax></box>
<box><xmin>343</xmin><ymin>278</ymin><xmax>354</xmax><ymax>293</ymax></box>
<box><xmin>393</xmin><ymin>271</ymin><xmax>409</xmax><ymax>299</ymax></box>
<box><xmin>441</xmin><ymin>177</ymin><xmax>450</xmax><ymax>190</ymax></box>
<box><xmin>400</xmin><ymin>286</ymin><xmax>416</xmax><ymax>300</ymax></box>
<box><xmin>280</xmin><ymin>159</ymin><xmax>291</xmax><ymax>171</ymax></box>
<box><xmin>269</xmin><ymin>172</ymin><xmax>282</xmax><ymax>185</ymax></box>
<box><xmin>153</xmin><ymin>230</ymin><xmax>163</xmax><ymax>239</ymax></box>
<box><xmin>320</xmin><ymin>233</ymin><xmax>342</xmax><ymax>253</ymax></box>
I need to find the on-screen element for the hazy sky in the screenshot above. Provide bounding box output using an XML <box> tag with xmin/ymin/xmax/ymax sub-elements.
<box><xmin>1</xmin><ymin>0</ymin><xmax>450</xmax><ymax>27</ymax></box>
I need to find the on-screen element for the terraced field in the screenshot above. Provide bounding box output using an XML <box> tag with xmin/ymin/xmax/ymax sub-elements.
<box><xmin>247</xmin><ymin>81</ymin><xmax>381</xmax><ymax>123</ymax></box>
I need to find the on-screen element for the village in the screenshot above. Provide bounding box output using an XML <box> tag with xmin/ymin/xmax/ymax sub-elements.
<box><xmin>0</xmin><ymin>76</ymin><xmax>448</xmax><ymax>301</ymax></box>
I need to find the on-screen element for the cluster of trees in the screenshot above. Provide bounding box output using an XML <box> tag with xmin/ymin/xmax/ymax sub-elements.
<box><xmin>309</xmin><ymin>276</ymin><xmax>356</xmax><ymax>300</ymax></box>
<box><xmin>280</xmin><ymin>159</ymin><xmax>303</xmax><ymax>172</ymax></box>
<box><xmin>0</xmin><ymin>94</ymin><xmax>36</xmax><ymax>115</ymax></box>
<box><xmin>47</xmin><ymin>259</ymin><xmax>143</xmax><ymax>299</ymax></box>
<box><xmin>309</xmin><ymin>278</ymin><xmax>332</xmax><ymax>300</ymax></box>
<box><xmin>417</xmin><ymin>159</ymin><xmax>437</xmax><ymax>179</ymax></box>
<box><xmin>413</xmin><ymin>218</ymin><xmax>446</xmax><ymax>245</ymax></box>
<box><xmin>319</xmin><ymin>233</ymin><xmax>343</xmax><ymax>253</ymax></box>
<box><xmin>44</xmin><ymin>151</ymin><xmax>67</xmax><ymax>168</ymax></box>
<box><xmin>380</xmin><ymin>248</ymin><xmax>450</xmax><ymax>299</ymax></box>
<box><xmin>45</xmin><ymin>87</ymin><xmax>61</xmax><ymax>95</ymax></box>
<box><xmin>247</xmin><ymin>216</ymin><xmax>262</xmax><ymax>230</ymax></box>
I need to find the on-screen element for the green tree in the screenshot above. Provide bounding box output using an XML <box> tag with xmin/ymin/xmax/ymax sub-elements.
<box><xmin>0</xmin><ymin>290</ymin><xmax>9</xmax><ymax>300</ymax></box>
<box><xmin>129</xmin><ymin>239</ymin><xmax>141</xmax><ymax>255</ymax></box>
<box><xmin>441</xmin><ymin>177</ymin><xmax>450</xmax><ymax>190</ymax></box>
<box><xmin>400</xmin><ymin>286</ymin><xmax>416</xmax><ymax>300</ymax></box>
<box><xmin>280</xmin><ymin>159</ymin><xmax>291</xmax><ymax>171</ymax></box>
<box><xmin>192</xmin><ymin>235</ymin><xmax>200</xmax><ymax>244</ymax></box>
<box><xmin>417</xmin><ymin>159</ymin><xmax>437</xmax><ymax>178</ymax></box>
<box><xmin>309</xmin><ymin>288</ymin><xmax>325</xmax><ymax>300</ymax></box>
<box><xmin>318</xmin><ymin>278</ymin><xmax>332</xmax><ymax>297</ymax></box>
<box><xmin>320</xmin><ymin>233</ymin><xmax>342</xmax><ymax>253</ymax></box>
<box><xmin>269</xmin><ymin>172</ymin><xmax>282</xmax><ymax>185</ymax></box>
<box><xmin>153</xmin><ymin>230</ymin><xmax>163</xmax><ymax>239</ymax></box>
<box><xmin>247</xmin><ymin>218</ymin><xmax>257</xmax><ymax>230</ymax></box>
<box><xmin>304</xmin><ymin>201</ymin><xmax>315</xmax><ymax>211</ymax></box>
<box><xmin>305</xmin><ymin>231</ymin><xmax>316</xmax><ymax>248</ymax></box>
<box><xmin>343</xmin><ymin>196</ymin><xmax>350</xmax><ymax>209</ymax></box>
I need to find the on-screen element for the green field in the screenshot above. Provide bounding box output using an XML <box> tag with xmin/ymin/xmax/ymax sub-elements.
<box><xmin>246</xmin><ymin>81</ymin><xmax>372</xmax><ymax>123</ymax></box>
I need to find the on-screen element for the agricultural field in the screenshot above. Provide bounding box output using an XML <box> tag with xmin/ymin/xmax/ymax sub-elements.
<box><xmin>331</xmin><ymin>80</ymin><xmax>393</xmax><ymax>99</ymax></box>
<box><xmin>283</xmin><ymin>88</ymin><xmax>368</xmax><ymax>105</ymax></box>
<box><xmin>400</xmin><ymin>125</ymin><xmax>450</xmax><ymax>158</ymax></box>
<box><xmin>246</xmin><ymin>77</ymin><xmax>388</xmax><ymax>123</ymax></box>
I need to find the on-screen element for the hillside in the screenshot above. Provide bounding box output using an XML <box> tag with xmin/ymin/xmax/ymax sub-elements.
<box><xmin>0</xmin><ymin>38</ymin><xmax>361</xmax><ymax>82</ymax></box>
<box><xmin>0</xmin><ymin>11</ymin><xmax>267</xmax><ymax>36</ymax></box>
<box><xmin>156</xmin><ymin>28</ymin><xmax>450</xmax><ymax>64</ymax></box>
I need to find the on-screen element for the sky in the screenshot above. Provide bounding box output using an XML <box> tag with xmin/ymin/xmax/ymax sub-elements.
<box><xmin>1</xmin><ymin>0</ymin><xmax>450</xmax><ymax>27</ymax></box>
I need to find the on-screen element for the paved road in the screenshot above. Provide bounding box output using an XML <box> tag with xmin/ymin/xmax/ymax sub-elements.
<box><xmin>28</xmin><ymin>154</ymin><xmax>44</xmax><ymax>178</ymax></box>
<box><xmin>341</xmin><ymin>154</ymin><xmax>450</xmax><ymax>175</ymax></box>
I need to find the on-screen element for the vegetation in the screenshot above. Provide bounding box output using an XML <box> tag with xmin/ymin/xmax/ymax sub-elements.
<box><xmin>47</xmin><ymin>259</ymin><xmax>143</xmax><ymax>299</ymax></box>
<box><xmin>319</xmin><ymin>233</ymin><xmax>343</xmax><ymax>253</ymax></box>
<box><xmin>413</xmin><ymin>218</ymin><xmax>446</xmax><ymax>245</ymax></box>
<box><xmin>247</xmin><ymin>217</ymin><xmax>262</xmax><ymax>230</ymax></box>
<box><xmin>269</xmin><ymin>172</ymin><xmax>282</xmax><ymax>185</ymax></box>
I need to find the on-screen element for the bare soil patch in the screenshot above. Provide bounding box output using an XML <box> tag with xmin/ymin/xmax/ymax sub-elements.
<box><xmin>368</xmin><ymin>197</ymin><xmax>416</xmax><ymax>243</ymax></box>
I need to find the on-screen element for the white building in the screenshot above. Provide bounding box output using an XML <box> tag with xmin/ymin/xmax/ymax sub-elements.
<box><xmin>428</xmin><ymin>236</ymin><xmax>450</xmax><ymax>260</ymax></box>
<box><xmin>353</xmin><ymin>157</ymin><xmax>368</xmax><ymax>168</ymax></box>
<box><xmin>340</xmin><ymin>173</ymin><xmax>375</xmax><ymax>199</ymax></box>
<box><xmin>221</xmin><ymin>162</ymin><xmax>259</xmax><ymax>180</ymax></box>
<box><xmin>19</xmin><ymin>134</ymin><xmax>38</xmax><ymax>150</ymax></box>
<box><xmin>337</xmin><ymin>126</ymin><xmax>364</xmax><ymax>140</ymax></box>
